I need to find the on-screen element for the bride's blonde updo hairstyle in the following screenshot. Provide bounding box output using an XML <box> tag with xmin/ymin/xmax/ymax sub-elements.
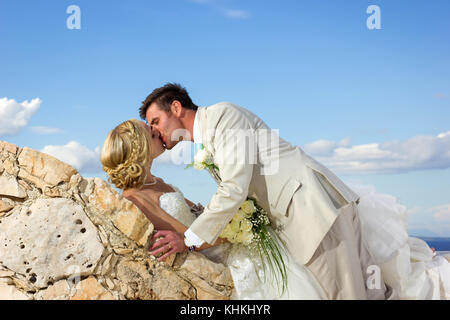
<box><xmin>101</xmin><ymin>119</ymin><xmax>152</xmax><ymax>190</ymax></box>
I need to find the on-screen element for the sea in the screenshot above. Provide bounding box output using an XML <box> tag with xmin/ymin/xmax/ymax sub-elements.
<box><xmin>414</xmin><ymin>237</ymin><xmax>450</xmax><ymax>252</ymax></box>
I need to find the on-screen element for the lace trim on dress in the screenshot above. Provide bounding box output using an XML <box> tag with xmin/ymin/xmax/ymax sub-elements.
<box><xmin>158</xmin><ymin>185</ymin><xmax>196</xmax><ymax>228</ymax></box>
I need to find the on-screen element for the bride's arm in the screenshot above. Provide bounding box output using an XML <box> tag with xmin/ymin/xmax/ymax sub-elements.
<box><xmin>184</xmin><ymin>197</ymin><xmax>196</xmax><ymax>208</ymax></box>
<box><xmin>125</xmin><ymin>192</ymin><xmax>188</xmax><ymax>235</ymax></box>
<box><xmin>126</xmin><ymin>192</ymin><xmax>227</xmax><ymax>261</ymax></box>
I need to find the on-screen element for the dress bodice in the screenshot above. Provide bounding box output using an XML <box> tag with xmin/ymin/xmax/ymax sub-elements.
<box><xmin>158</xmin><ymin>185</ymin><xmax>196</xmax><ymax>228</ymax></box>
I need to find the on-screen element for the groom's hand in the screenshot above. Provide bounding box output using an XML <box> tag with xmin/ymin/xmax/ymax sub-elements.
<box><xmin>149</xmin><ymin>230</ymin><xmax>187</xmax><ymax>262</ymax></box>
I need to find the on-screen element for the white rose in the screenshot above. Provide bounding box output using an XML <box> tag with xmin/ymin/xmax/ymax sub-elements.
<box><xmin>240</xmin><ymin>218</ymin><xmax>253</xmax><ymax>233</ymax></box>
<box><xmin>236</xmin><ymin>230</ymin><xmax>254</xmax><ymax>245</ymax></box>
<box><xmin>240</xmin><ymin>200</ymin><xmax>256</xmax><ymax>216</ymax></box>
<box><xmin>235</xmin><ymin>209</ymin><xmax>247</xmax><ymax>221</ymax></box>
<box><xmin>220</xmin><ymin>226</ymin><xmax>231</xmax><ymax>240</ymax></box>
<box><xmin>229</xmin><ymin>218</ymin><xmax>241</xmax><ymax>234</ymax></box>
<box><xmin>193</xmin><ymin>161</ymin><xmax>206</xmax><ymax>170</ymax></box>
<box><xmin>194</xmin><ymin>148</ymin><xmax>209</xmax><ymax>164</ymax></box>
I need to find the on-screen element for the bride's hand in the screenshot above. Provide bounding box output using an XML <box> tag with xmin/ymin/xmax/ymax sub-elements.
<box><xmin>149</xmin><ymin>230</ymin><xmax>186</xmax><ymax>261</ymax></box>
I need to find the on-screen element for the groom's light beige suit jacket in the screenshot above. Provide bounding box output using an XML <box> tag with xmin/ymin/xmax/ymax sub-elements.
<box><xmin>190</xmin><ymin>102</ymin><xmax>360</xmax><ymax>265</ymax></box>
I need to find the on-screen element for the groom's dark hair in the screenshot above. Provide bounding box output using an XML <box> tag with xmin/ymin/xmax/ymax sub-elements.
<box><xmin>139</xmin><ymin>83</ymin><xmax>198</xmax><ymax>119</ymax></box>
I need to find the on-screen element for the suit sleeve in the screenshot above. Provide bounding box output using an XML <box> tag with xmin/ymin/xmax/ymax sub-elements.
<box><xmin>188</xmin><ymin>110</ymin><xmax>255</xmax><ymax>244</ymax></box>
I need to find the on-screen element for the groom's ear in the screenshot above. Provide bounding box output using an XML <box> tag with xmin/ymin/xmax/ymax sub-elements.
<box><xmin>170</xmin><ymin>100</ymin><xmax>184</xmax><ymax>118</ymax></box>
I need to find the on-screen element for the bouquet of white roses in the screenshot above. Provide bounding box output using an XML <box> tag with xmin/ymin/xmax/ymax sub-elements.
<box><xmin>220</xmin><ymin>198</ymin><xmax>288</xmax><ymax>294</ymax></box>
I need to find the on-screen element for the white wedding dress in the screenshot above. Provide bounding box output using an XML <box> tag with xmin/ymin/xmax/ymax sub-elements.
<box><xmin>159</xmin><ymin>185</ymin><xmax>450</xmax><ymax>300</ymax></box>
<box><xmin>353</xmin><ymin>185</ymin><xmax>450</xmax><ymax>300</ymax></box>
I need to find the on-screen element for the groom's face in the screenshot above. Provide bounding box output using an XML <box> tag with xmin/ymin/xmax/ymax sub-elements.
<box><xmin>146</xmin><ymin>102</ymin><xmax>183</xmax><ymax>150</ymax></box>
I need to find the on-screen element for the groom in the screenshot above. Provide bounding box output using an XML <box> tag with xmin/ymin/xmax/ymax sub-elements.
<box><xmin>140</xmin><ymin>83</ymin><xmax>390</xmax><ymax>300</ymax></box>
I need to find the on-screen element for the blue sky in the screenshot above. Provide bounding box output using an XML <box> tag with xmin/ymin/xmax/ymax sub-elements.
<box><xmin>1</xmin><ymin>0</ymin><xmax>449</xmax><ymax>236</ymax></box>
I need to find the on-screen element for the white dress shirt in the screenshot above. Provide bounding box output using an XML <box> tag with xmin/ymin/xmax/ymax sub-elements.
<box><xmin>184</xmin><ymin>109</ymin><xmax>206</xmax><ymax>248</ymax></box>
<box><xmin>193</xmin><ymin>109</ymin><xmax>203</xmax><ymax>145</ymax></box>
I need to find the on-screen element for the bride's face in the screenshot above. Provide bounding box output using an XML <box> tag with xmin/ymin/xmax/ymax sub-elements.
<box><xmin>141</xmin><ymin>121</ymin><xmax>165</xmax><ymax>160</ymax></box>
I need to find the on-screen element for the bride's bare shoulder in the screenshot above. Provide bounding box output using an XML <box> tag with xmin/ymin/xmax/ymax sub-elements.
<box><xmin>123</xmin><ymin>188</ymin><xmax>158</xmax><ymax>205</ymax></box>
<box><xmin>155</xmin><ymin>176</ymin><xmax>166</xmax><ymax>184</ymax></box>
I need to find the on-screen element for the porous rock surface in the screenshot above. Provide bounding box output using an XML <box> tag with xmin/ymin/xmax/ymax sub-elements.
<box><xmin>0</xmin><ymin>141</ymin><xmax>233</xmax><ymax>300</ymax></box>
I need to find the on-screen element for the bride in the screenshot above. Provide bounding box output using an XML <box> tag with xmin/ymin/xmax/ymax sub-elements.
<box><xmin>100</xmin><ymin>119</ymin><xmax>450</xmax><ymax>300</ymax></box>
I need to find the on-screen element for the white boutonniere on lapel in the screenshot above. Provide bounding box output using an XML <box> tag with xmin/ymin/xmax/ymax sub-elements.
<box><xmin>186</xmin><ymin>144</ymin><xmax>221</xmax><ymax>181</ymax></box>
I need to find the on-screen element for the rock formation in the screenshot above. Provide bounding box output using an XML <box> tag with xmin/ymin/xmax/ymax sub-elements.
<box><xmin>0</xmin><ymin>141</ymin><xmax>233</xmax><ymax>300</ymax></box>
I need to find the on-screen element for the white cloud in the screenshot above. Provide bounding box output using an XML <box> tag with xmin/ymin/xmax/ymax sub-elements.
<box><xmin>221</xmin><ymin>9</ymin><xmax>250</xmax><ymax>19</ymax></box>
<box><xmin>407</xmin><ymin>204</ymin><xmax>450</xmax><ymax>237</ymax></box>
<box><xmin>40</xmin><ymin>140</ymin><xmax>193</xmax><ymax>175</ymax></box>
<box><xmin>302</xmin><ymin>131</ymin><xmax>450</xmax><ymax>175</ymax></box>
<box><xmin>0</xmin><ymin>97</ymin><xmax>41</xmax><ymax>137</ymax></box>
<box><xmin>31</xmin><ymin>126</ymin><xmax>64</xmax><ymax>135</ymax></box>
<box><xmin>187</xmin><ymin>0</ymin><xmax>250</xmax><ymax>19</ymax></box>
<box><xmin>429</xmin><ymin>204</ymin><xmax>450</xmax><ymax>222</ymax></box>
<box><xmin>406</xmin><ymin>206</ymin><xmax>424</xmax><ymax>216</ymax></box>
<box><xmin>41</xmin><ymin>141</ymin><xmax>101</xmax><ymax>173</ymax></box>
<box><xmin>303</xmin><ymin>137</ymin><xmax>351</xmax><ymax>156</ymax></box>
<box><xmin>437</xmin><ymin>131</ymin><xmax>450</xmax><ymax>138</ymax></box>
